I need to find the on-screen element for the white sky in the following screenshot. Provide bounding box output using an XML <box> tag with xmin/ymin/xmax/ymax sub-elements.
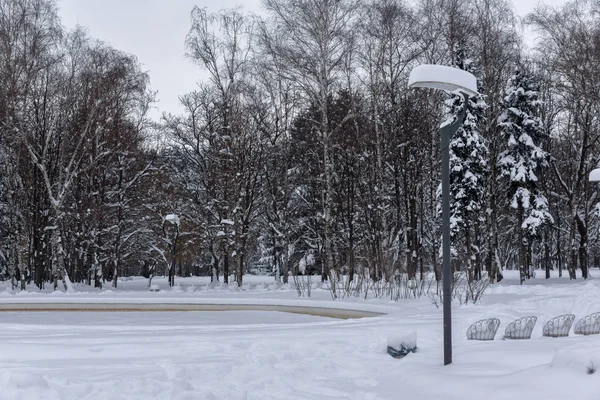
<box><xmin>57</xmin><ymin>0</ymin><xmax>568</xmax><ymax>120</ymax></box>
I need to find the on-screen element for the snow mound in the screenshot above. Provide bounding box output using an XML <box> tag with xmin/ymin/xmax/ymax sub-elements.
<box><xmin>0</xmin><ymin>371</ymin><xmax>60</xmax><ymax>400</ymax></box>
<box><xmin>551</xmin><ymin>346</ymin><xmax>600</xmax><ymax>374</ymax></box>
<box><xmin>570</xmin><ymin>283</ymin><xmax>600</xmax><ymax>317</ymax></box>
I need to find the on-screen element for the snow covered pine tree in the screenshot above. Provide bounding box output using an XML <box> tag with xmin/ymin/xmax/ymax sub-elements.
<box><xmin>442</xmin><ymin>48</ymin><xmax>489</xmax><ymax>283</ymax></box>
<box><xmin>498</xmin><ymin>69</ymin><xmax>553</xmax><ymax>284</ymax></box>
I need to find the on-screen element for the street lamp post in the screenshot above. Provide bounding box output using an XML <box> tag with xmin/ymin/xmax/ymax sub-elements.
<box><xmin>165</xmin><ymin>214</ymin><xmax>180</xmax><ymax>287</ymax></box>
<box><xmin>408</xmin><ymin>64</ymin><xmax>478</xmax><ymax>366</ymax></box>
<box><xmin>590</xmin><ymin>170</ymin><xmax>600</xmax><ymax>272</ymax></box>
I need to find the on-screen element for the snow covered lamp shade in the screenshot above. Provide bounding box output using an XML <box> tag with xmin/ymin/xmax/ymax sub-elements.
<box><xmin>589</xmin><ymin>168</ymin><xmax>600</xmax><ymax>182</ymax></box>
<box><xmin>408</xmin><ymin>65</ymin><xmax>478</xmax><ymax>97</ymax></box>
<box><xmin>165</xmin><ymin>213</ymin><xmax>180</xmax><ymax>226</ymax></box>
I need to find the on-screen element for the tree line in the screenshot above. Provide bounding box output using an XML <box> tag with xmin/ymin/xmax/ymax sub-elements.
<box><xmin>1</xmin><ymin>0</ymin><xmax>599</xmax><ymax>291</ymax></box>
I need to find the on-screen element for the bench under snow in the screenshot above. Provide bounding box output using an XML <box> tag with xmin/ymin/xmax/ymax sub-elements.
<box><xmin>574</xmin><ymin>312</ymin><xmax>600</xmax><ymax>336</ymax></box>
<box><xmin>543</xmin><ymin>314</ymin><xmax>575</xmax><ymax>338</ymax></box>
<box><xmin>466</xmin><ymin>318</ymin><xmax>500</xmax><ymax>341</ymax></box>
<box><xmin>504</xmin><ymin>316</ymin><xmax>537</xmax><ymax>340</ymax></box>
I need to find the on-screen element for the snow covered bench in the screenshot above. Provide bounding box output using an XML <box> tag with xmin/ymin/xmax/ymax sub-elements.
<box><xmin>574</xmin><ymin>312</ymin><xmax>600</xmax><ymax>336</ymax></box>
<box><xmin>543</xmin><ymin>314</ymin><xmax>575</xmax><ymax>338</ymax></box>
<box><xmin>504</xmin><ymin>316</ymin><xmax>537</xmax><ymax>340</ymax></box>
<box><xmin>466</xmin><ymin>318</ymin><xmax>500</xmax><ymax>341</ymax></box>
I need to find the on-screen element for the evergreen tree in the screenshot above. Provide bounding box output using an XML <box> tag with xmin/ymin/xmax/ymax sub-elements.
<box><xmin>442</xmin><ymin>47</ymin><xmax>489</xmax><ymax>282</ymax></box>
<box><xmin>498</xmin><ymin>68</ymin><xmax>553</xmax><ymax>284</ymax></box>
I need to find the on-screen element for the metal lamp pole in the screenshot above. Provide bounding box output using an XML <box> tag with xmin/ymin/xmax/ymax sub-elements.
<box><xmin>440</xmin><ymin>96</ymin><xmax>468</xmax><ymax>366</ymax></box>
<box><xmin>408</xmin><ymin>64</ymin><xmax>477</xmax><ymax>366</ymax></box>
<box><xmin>165</xmin><ymin>214</ymin><xmax>180</xmax><ymax>287</ymax></box>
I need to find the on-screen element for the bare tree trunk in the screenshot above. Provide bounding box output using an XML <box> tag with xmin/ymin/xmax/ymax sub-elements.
<box><xmin>223</xmin><ymin>252</ymin><xmax>229</xmax><ymax>284</ymax></box>
<box><xmin>488</xmin><ymin>195</ymin><xmax>500</xmax><ymax>283</ymax></box>
<box><xmin>19</xmin><ymin>245</ymin><xmax>25</xmax><ymax>291</ymax></box>
<box><xmin>579</xmin><ymin>239</ymin><xmax>588</xmax><ymax>279</ymax></box>
<box><xmin>408</xmin><ymin>197</ymin><xmax>418</xmax><ymax>280</ymax></box>
<box><xmin>93</xmin><ymin>251</ymin><xmax>102</xmax><ymax>289</ymax></box>
<box><xmin>526</xmin><ymin>241</ymin><xmax>532</xmax><ymax>279</ymax></box>
<box><xmin>112</xmin><ymin>266</ymin><xmax>118</xmax><ymax>289</ymax></box>
<box><xmin>544</xmin><ymin>229</ymin><xmax>551</xmax><ymax>279</ymax></box>
<box><xmin>466</xmin><ymin>225</ymin><xmax>473</xmax><ymax>284</ymax></box>
<box><xmin>348</xmin><ymin>223</ymin><xmax>356</xmax><ymax>283</ymax></box>
<box><xmin>518</xmin><ymin>201</ymin><xmax>526</xmax><ymax>284</ymax></box>
<box><xmin>50</xmin><ymin>227</ymin><xmax>69</xmax><ymax>292</ymax></box>
<box><xmin>568</xmin><ymin>216</ymin><xmax>577</xmax><ymax>279</ymax></box>
<box><xmin>419</xmin><ymin>190</ymin><xmax>425</xmax><ymax>281</ymax></box>
<box><xmin>12</xmin><ymin>221</ymin><xmax>26</xmax><ymax>291</ymax></box>
<box><xmin>322</xmin><ymin>122</ymin><xmax>335</xmax><ymax>291</ymax></box>
<box><xmin>273</xmin><ymin>234</ymin><xmax>281</xmax><ymax>284</ymax></box>
<box><xmin>236</xmin><ymin>251</ymin><xmax>244</xmax><ymax>287</ymax></box>
<box><xmin>282</xmin><ymin>237</ymin><xmax>289</xmax><ymax>284</ymax></box>
<box><xmin>210</xmin><ymin>243</ymin><xmax>219</xmax><ymax>283</ymax></box>
<box><xmin>557</xmin><ymin>208</ymin><xmax>563</xmax><ymax>277</ymax></box>
<box><xmin>370</xmin><ymin>243</ymin><xmax>380</xmax><ymax>282</ymax></box>
<box><xmin>474</xmin><ymin>223</ymin><xmax>482</xmax><ymax>281</ymax></box>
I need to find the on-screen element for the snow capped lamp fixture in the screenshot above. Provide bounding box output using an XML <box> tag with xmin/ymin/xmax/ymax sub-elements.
<box><xmin>408</xmin><ymin>64</ymin><xmax>479</xmax><ymax>367</ymax></box>
<box><xmin>408</xmin><ymin>64</ymin><xmax>478</xmax><ymax>97</ymax></box>
<box><xmin>165</xmin><ymin>213</ymin><xmax>180</xmax><ymax>226</ymax></box>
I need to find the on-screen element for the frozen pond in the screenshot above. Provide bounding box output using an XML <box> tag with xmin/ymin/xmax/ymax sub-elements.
<box><xmin>0</xmin><ymin>310</ymin><xmax>336</xmax><ymax>327</ymax></box>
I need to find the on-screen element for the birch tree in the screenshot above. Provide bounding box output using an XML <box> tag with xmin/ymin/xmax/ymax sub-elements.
<box><xmin>262</xmin><ymin>0</ymin><xmax>358</xmax><ymax>291</ymax></box>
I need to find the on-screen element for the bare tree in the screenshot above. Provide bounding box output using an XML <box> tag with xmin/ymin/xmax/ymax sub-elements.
<box><xmin>262</xmin><ymin>0</ymin><xmax>358</xmax><ymax>291</ymax></box>
<box><xmin>528</xmin><ymin>0</ymin><xmax>600</xmax><ymax>279</ymax></box>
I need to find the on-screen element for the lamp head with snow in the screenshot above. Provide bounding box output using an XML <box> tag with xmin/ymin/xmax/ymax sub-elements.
<box><xmin>589</xmin><ymin>168</ymin><xmax>600</xmax><ymax>182</ymax></box>
<box><xmin>165</xmin><ymin>213</ymin><xmax>180</xmax><ymax>226</ymax></box>
<box><xmin>408</xmin><ymin>64</ymin><xmax>478</xmax><ymax>97</ymax></box>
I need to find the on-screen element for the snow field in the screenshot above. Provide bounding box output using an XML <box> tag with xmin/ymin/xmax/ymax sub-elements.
<box><xmin>1</xmin><ymin>270</ymin><xmax>600</xmax><ymax>399</ymax></box>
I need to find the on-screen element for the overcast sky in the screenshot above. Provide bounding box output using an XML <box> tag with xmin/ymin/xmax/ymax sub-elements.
<box><xmin>57</xmin><ymin>0</ymin><xmax>568</xmax><ymax>120</ymax></box>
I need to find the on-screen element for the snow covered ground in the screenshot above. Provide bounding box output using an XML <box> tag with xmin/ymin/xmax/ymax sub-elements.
<box><xmin>1</xmin><ymin>270</ymin><xmax>600</xmax><ymax>399</ymax></box>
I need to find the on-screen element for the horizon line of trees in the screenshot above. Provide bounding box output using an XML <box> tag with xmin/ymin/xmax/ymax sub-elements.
<box><xmin>1</xmin><ymin>0</ymin><xmax>600</xmax><ymax>291</ymax></box>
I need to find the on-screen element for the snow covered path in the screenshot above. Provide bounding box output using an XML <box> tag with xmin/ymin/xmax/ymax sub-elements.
<box><xmin>1</xmin><ymin>310</ymin><xmax>399</xmax><ymax>400</ymax></box>
<box><xmin>2</xmin><ymin>272</ymin><xmax>600</xmax><ymax>399</ymax></box>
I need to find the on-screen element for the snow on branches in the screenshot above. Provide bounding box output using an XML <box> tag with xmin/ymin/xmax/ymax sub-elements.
<box><xmin>498</xmin><ymin>69</ymin><xmax>553</xmax><ymax>238</ymax></box>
